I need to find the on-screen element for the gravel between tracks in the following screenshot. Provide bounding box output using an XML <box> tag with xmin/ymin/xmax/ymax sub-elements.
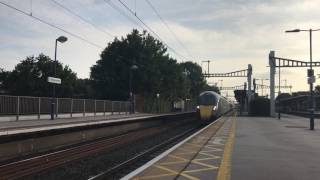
<box><xmin>27</xmin><ymin>121</ymin><xmax>203</xmax><ymax>180</ymax></box>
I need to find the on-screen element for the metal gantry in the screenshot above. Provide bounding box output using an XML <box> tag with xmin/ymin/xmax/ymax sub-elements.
<box><xmin>203</xmin><ymin>69</ymin><xmax>248</xmax><ymax>78</ymax></box>
<box><xmin>272</xmin><ymin>57</ymin><xmax>320</xmax><ymax>67</ymax></box>
<box><xmin>255</xmin><ymin>84</ymin><xmax>293</xmax><ymax>90</ymax></box>
<box><xmin>203</xmin><ymin>64</ymin><xmax>253</xmax><ymax>113</ymax></box>
<box><xmin>219</xmin><ymin>85</ymin><xmax>246</xmax><ymax>91</ymax></box>
<box><xmin>269</xmin><ymin>51</ymin><xmax>320</xmax><ymax>122</ymax></box>
<box><xmin>256</xmin><ymin>84</ymin><xmax>292</xmax><ymax>96</ymax></box>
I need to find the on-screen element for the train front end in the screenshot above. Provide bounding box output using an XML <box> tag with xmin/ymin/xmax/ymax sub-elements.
<box><xmin>197</xmin><ymin>91</ymin><xmax>219</xmax><ymax>121</ymax></box>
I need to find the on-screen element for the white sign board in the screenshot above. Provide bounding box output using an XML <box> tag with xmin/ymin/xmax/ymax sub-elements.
<box><xmin>48</xmin><ymin>77</ymin><xmax>61</xmax><ymax>84</ymax></box>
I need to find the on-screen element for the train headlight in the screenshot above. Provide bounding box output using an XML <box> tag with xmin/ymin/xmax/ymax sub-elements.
<box><xmin>213</xmin><ymin>106</ymin><xmax>217</xmax><ymax>111</ymax></box>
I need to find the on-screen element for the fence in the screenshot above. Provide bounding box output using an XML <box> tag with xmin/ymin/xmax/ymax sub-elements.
<box><xmin>277</xmin><ymin>95</ymin><xmax>320</xmax><ymax>113</ymax></box>
<box><xmin>135</xmin><ymin>95</ymin><xmax>196</xmax><ymax>113</ymax></box>
<box><xmin>0</xmin><ymin>95</ymin><xmax>130</xmax><ymax>121</ymax></box>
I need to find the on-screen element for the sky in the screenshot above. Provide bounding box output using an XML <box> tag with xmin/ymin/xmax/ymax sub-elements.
<box><xmin>1</xmin><ymin>0</ymin><xmax>320</xmax><ymax>97</ymax></box>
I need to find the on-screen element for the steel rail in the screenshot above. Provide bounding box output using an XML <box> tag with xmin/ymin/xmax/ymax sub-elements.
<box><xmin>88</xmin><ymin>114</ymin><xmax>228</xmax><ymax>180</ymax></box>
<box><xmin>0</xmin><ymin>122</ymin><xmax>186</xmax><ymax>179</ymax></box>
<box><xmin>88</xmin><ymin>127</ymin><xmax>199</xmax><ymax>180</ymax></box>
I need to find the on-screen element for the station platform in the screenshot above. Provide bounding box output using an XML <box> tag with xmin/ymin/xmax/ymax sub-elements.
<box><xmin>0</xmin><ymin>113</ymin><xmax>154</xmax><ymax>136</ymax></box>
<box><xmin>0</xmin><ymin>112</ymin><xmax>196</xmax><ymax>162</ymax></box>
<box><xmin>123</xmin><ymin>113</ymin><xmax>320</xmax><ymax>180</ymax></box>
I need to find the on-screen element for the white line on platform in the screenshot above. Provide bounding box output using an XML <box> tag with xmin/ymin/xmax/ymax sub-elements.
<box><xmin>120</xmin><ymin>117</ymin><xmax>222</xmax><ymax>180</ymax></box>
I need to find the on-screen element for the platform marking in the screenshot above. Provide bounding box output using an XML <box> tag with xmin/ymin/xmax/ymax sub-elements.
<box><xmin>173</xmin><ymin>148</ymin><xmax>222</xmax><ymax>156</ymax></box>
<box><xmin>154</xmin><ymin>165</ymin><xmax>199</xmax><ymax>180</ymax></box>
<box><xmin>127</xmin><ymin>115</ymin><xmax>234</xmax><ymax>180</ymax></box>
<box><xmin>217</xmin><ymin>112</ymin><xmax>237</xmax><ymax>180</ymax></box>
<box><xmin>131</xmin><ymin>172</ymin><xmax>176</xmax><ymax>180</ymax></box>
<box><xmin>137</xmin><ymin>125</ymin><xmax>229</xmax><ymax>179</ymax></box>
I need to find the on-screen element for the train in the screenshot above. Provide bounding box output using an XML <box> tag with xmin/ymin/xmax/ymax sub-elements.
<box><xmin>197</xmin><ymin>91</ymin><xmax>232</xmax><ymax>121</ymax></box>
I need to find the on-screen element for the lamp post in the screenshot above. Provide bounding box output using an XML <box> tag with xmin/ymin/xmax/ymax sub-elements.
<box><xmin>285</xmin><ymin>28</ymin><xmax>320</xmax><ymax>130</ymax></box>
<box><xmin>51</xmin><ymin>36</ymin><xmax>67</xmax><ymax>120</ymax></box>
<box><xmin>129</xmin><ymin>65</ymin><xmax>138</xmax><ymax>114</ymax></box>
<box><xmin>156</xmin><ymin>93</ymin><xmax>160</xmax><ymax>113</ymax></box>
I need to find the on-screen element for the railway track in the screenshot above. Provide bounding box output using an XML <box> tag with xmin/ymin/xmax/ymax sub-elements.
<box><xmin>88</xmin><ymin>115</ymin><xmax>227</xmax><ymax>180</ymax></box>
<box><xmin>0</xmin><ymin>120</ymin><xmax>194</xmax><ymax>179</ymax></box>
<box><xmin>88</xmin><ymin>127</ymin><xmax>199</xmax><ymax>180</ymax></box>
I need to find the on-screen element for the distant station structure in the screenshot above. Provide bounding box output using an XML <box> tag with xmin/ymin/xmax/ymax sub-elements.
<box><xmin>219</xmin><ymin>85</ymin><xmax>246</xmax><ymax>91</ymax></box>
<box><xmin>269</xmin><ymin>51</ymin><xmax>320</xmax><ymax>128</ymax></box>
<box><xmin>203</xmin><ymin>64</ymin><xmax>253</xmax><ymax>112</ymax></box>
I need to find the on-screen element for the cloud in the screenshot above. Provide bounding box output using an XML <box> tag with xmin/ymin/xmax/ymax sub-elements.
<box><xmin>1</xmin><ymin>0</ymin><xmax>320</xmax><ymax>92</ymax></box>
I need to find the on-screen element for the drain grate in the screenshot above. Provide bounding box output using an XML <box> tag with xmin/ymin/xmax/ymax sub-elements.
<box><xmin>285</xmin><ymin>125</ymin><xmax>308</xmax><ymax>128</ymax></box>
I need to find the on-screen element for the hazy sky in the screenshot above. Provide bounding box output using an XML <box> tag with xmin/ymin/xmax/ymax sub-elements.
<box><xmin>1</xmin><ymin>0</ymin><xmax>320</xmax><ymax>96</ymax></box>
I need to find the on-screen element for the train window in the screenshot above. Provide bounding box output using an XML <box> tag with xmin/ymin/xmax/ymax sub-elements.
<box><xmin>198</xmin><ymin>93</ymin><xmax>218</xmax><ymax>105</ymax></box>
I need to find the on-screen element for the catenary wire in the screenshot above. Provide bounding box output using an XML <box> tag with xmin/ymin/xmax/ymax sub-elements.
<box><xmin>50</xmin><ymin>0</ymin><xmax>115</xmax><ymax>39</ymax></box>
<box><xmin>145</xmin><ymin>0</ymin><xmax>194</xmax><ymax>59</ymax></box>
<box><xmin>0</xmin><ymin>1</ymin><xmax>103</xmax><ymax>49</ymax></box>
<box><xmin>117</xmin><ymin>0</ymin><xmax>190</xmax><ymax>61</ymax></box>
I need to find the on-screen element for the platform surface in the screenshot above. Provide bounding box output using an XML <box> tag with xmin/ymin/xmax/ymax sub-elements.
<box><xmin>123</xmin><ymin>113</ymin><xmax>237</xmax><ymax>180</ymax></box>
<box><xmin>0</xmin><ymin>113</ymin><xmax>154</xmax><ymax>136</ymax></box>
<box><xmin>123</xmin><ymin>113</ymin><xmax>320</xmax><ymax>180</ymax></box>
<box><xmin>232</xmin><ymin>114</ymin><xmax>320</xmax><ymax>180</ymax></box>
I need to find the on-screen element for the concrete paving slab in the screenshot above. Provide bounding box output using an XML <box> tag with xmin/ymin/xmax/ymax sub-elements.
<box><xmin>232</xmin><ymin>114</ymin><xmax>320</xmax><ymax>180</ymax></box>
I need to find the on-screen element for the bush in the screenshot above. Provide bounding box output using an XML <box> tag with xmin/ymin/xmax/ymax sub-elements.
<box><xmin>250</xmin><ymin>97</ymin><xmax>270</xmax><ymax>116</ymax></box>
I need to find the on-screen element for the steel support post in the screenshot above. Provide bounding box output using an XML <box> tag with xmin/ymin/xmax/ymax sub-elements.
<box><xmin>309</xmin><ymin>29</ymin><xmax>315</xmax><ymax>130</ymax></box>
<box><xmin>269</xmin><ymin>51</ymin><xmax>276</xmax><ymax>117</ymax></box>
<box><xmin>38</xmin><ymin>97</ymin><xmax>41</xmax><ymax>120</ymax></box>
<box><xmin>247</xmin><ymin>64</ymin><xmax>253</xmax><ymax>114</ymax></box>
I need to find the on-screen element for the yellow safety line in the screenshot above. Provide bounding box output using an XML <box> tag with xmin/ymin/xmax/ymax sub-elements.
<box><xmin>216</xmin><ymin>112</ymin><xmax>237</xmax><ymax>180</ymax></box>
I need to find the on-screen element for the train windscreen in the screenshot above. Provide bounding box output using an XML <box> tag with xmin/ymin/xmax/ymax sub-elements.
<box><xmin>198</xmin><ymin>93</ymin><xmax>218</xmax><ymax>105</ymax></box>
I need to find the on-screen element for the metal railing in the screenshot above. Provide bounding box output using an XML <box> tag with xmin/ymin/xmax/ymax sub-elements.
<box><xmin>0</xmin><ymin>95</ymin><xmax>130</xmax><ymax>121</ymax></box>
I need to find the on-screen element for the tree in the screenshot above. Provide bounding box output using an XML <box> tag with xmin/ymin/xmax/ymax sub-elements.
<box><xmin>0</xmin><ymin>68</ymin><xmax>9</xmax><ymax>94</ymax></box>
<box><xmin>202</xmin><ymin>84</ymin><xmax>220</xmax><ymax>94</ymax></box>
<box><xmin>91</xmin><ymin>29</ymin><xmax>188</xmax><ymax>101</ymax></box>
<box><xmin>6</xmin><ymin>54</ymin><xmax>78</xmax><ymax>97</ymax></box>
<box><xmin>180</xmin><ymin>61</ymin><xmax>208</xmax><ymax>98</ymax></box>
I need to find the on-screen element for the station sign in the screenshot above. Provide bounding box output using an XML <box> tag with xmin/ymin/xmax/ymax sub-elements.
<box><xmin>47</xmin><ymin>77</ymin><xmax>61</xmax><ymax>84</ymax></box>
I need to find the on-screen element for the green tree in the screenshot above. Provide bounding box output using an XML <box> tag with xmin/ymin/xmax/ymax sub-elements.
<box><xmin>0</xmin><ymin>68</ymin><xmax>9</xmax><ymax>94</ymax></box>
<box><xmin>91</xmin><ymin>29</ymin><xmax>186</xmax><ymax>100</ymax></box>
<box><xmin>6</xmin><ymin>54</ymin><xmax>78</xmax><ymax>97</ymax></box>
<box><xmin>202</xmin><ymin>84</ymin><xmax>220</xmax><ymax>94</ymax></box>
<box><xmin>180</xmin><ymin>61</ymin><xmax>208</xmax><ymax>99</ymax></box>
